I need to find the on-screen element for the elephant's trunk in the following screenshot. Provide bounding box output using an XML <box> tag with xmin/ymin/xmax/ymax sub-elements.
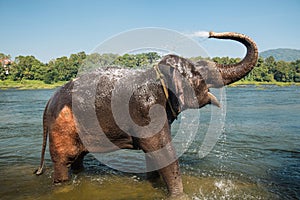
<box><xmin>209</xmin><ymin>32</ymin><xmax>258</xmax><ymax>86</ymax></box>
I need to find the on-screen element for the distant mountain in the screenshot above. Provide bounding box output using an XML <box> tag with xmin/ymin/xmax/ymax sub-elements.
<box><xmin>260</xmin><ymin>48</ymin><xmax>300</xmax><ymax>62</ymax></box>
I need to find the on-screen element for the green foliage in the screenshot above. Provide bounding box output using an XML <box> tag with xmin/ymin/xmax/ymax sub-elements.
<box><xmin>213</xmin><ymin>56</ymin><xmax>300</xmax><ymax>83</ymax></box>
<box><xmin>0</xmin><ymin>62</ymin><xmax>6</xmax><ymax>81</ymax></box>
<box><xmin>0</xmin><ymin>53</ymin><xmax>11</xmax><ymax>60</ymax></box>
<box><xmin>113</xmin><ymin>52</ymin><xmax>160</xmax><ymax>68</ymax></box>
<box><xmin>212</xmin><ymin>57</ymin><xmax>241</xmax><ymax>65</ymax></box>
<box><xmin>79</xmin><ymin>52</ymin><xmax>160</xmax><ymax>75</ymax></box>
<box><xmin>245</xmin><ymin>57</ymin><xmax>273</xmax><ymax>82</ymax></box>
<box><xmin>0</xmin><ymin>53</ymin><xmax>11</xmax><ymax>80</ymax></box>
<box><xmin>43</xmin><ymin>52</ymin><xmax>87</xmax><ymax>83</ymax></box>
<box><xmin>291</xmin><ymin>60</ymin><xmax>300</xmax><ymax>82</ymax></box>
<box><xmin>9</xmin><ymin>55</ymin><xmax>45</xmax><ymax>81</ymax></box>
<box><xmin>1</xmin><ymin>50</ymin><xmax>299</xmax><ymax>85</ymax></box>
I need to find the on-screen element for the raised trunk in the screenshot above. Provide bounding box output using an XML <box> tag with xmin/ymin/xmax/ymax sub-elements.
<box><xmin>209</xmin><ymin>32</ymin><xmax>259</xmax><ymax>85</ymax></box>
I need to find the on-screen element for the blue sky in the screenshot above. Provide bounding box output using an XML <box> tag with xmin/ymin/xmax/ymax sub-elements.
<box><xmin>0</xmin><ymin>0</ymin><xmax>299</xmax><ymax>62</ymax></box>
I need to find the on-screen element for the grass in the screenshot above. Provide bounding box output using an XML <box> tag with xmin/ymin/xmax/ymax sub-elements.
<box><xmin>0</xmin><ymin>80</ymin><xmax>66</xmax><ymax>90</ymax></box>
<box><xmin>0</xmin><ymin>79</ymin><xmax>299</xmax><ymax>90</ymax></box>
<box><xmin>230</xmin><ymin>80</ymin><xmax>300</xmax><ymax>87</ymax></box>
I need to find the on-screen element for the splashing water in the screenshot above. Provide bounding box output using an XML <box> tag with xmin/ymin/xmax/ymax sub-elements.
<box><xmin>186</xmin><ymin>31</ymin><xmax>210</xmax><ymax>38</ymax></box>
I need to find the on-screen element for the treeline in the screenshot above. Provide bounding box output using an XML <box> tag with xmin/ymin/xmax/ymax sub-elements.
<box><xmin>191</xmin><ymin>56</ymin><xmax>300</xmax><ymax>82</ymax></box>
<box><xmin>0</xmin><ymin>52</ymin><xmax>160</xmax><ymax>84</ymax></box>
<box><xmin>211</xmin><ymin>56</ymin><xmax>300</xmax><ymax>82</ymax></box>
<box><xmin>0</xmin><ymin>52</ymin><xmax>299</xmax><ymax>83</ymax></box>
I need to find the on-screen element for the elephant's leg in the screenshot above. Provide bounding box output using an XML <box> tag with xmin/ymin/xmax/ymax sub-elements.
<box><xmin>49</xmin><ymin>105</ymin><xmax>82</xmax><ymax>183</ymax></box>
<box><xmin>50</xmin><ymin>139</ymin><xmax>72</xmax><ymax>183</ymax></box>
<box><xmin>140</xmin><ymin>122</ymin><xmax>184</xmax><ymax>197</ymax></box>
<box><xmin>146</xmin><ymin>154</ymin><xmax>160</xmax><ymax>182</ymax></box>
<box><xmin>159</xmin><ymin>160</ymin><xmax>183</xmax><ymax>197</ymax></box>
<box><xmin>53</xmin><ymin>161</ymin><xmax>70</xmax><ymax>183</ymax></box>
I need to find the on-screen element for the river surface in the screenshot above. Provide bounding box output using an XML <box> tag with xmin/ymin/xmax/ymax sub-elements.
<box><xmin>0</xmin><ymin>85</ymin><xmax>299</xmax><ymax>200</ymax></box>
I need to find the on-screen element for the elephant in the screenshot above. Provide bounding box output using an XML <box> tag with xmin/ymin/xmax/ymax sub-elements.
<box><xmin>35</xmin><ymin>31</ymin><xmax>258</xmax><ymax>198</ymax></box>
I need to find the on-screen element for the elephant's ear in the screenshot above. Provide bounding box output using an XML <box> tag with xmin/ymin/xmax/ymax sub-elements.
<box><xmin>157</xmin><ymin>62</ymin><xmax>185</xmax><ymax>110</ymax></box>
<box><xmin>170</xmin><ymin>66</ymin><xmax>185</xmax><ymax>110</ymax></box>
<box><xmin>158</xmin><ymin>54</ymin><xmax>190</xmax><ymax>109</ymax></box>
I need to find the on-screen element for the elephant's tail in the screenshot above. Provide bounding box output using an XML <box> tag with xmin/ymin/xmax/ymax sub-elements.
<box><xmin>34</xmin><ymin>101</ymin><xmax>49</xmax><ymax>175</ymax></box>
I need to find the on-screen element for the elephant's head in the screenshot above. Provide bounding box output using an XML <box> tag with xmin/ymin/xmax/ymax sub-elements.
<box><xmin>158</xmin><ymin>31</ymin><xmax>258</xmax><ymax>110</ymax></box>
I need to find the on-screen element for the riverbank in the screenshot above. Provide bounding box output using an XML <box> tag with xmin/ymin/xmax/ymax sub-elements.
<box><xmin>0</xmin><ymin>80</ymin><xmax>66</xmax><ymax>90</ymax></box>
<box><xmin>230</xmin><ymin>80</ymin><xmax>300</xmax><ymax>87</ymax></box>
<box><xmin>0</xmin><ymin>79</ymin><xmax>299</xmax><ymax>90</ymax></box>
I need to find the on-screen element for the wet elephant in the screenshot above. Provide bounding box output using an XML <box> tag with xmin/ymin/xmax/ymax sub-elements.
<box><xmin>35</xmin><ymin>31</ymin><xmax>258</xmax><ymax>198</ymax></box>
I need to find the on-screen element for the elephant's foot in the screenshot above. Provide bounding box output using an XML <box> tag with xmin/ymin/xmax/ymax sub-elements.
<box><xmin>158</xmin><ymin>161</ymin><xmax>185</xmax><ymax>198</ymax></box>
<box><xmin>53</xmin><ymin>162</ymin><xmax>69</xmax><ymax>183</ymax></box>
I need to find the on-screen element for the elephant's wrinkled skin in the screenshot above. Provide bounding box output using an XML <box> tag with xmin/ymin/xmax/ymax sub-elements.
<box><xmin>35</xmin><ymin>32</ymin><xmax>258</xmax><ymax>197</ymax></box>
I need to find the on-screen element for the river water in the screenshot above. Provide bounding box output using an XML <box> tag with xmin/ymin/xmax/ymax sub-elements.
<box><xmin>0</xmin><ymin>85</ymin><xmax>299</xmax><ymax>200</ymax></box>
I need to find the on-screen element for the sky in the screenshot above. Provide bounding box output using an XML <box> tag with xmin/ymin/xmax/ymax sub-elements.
<box><xmin>0</xmin><ymin>0</ymin><xmax>299</xmax><ymax>63</ymax></box>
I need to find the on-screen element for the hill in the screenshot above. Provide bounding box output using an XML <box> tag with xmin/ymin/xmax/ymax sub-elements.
<box><xmin>260</xmin><ymin>48</ymin><xmax>300</xmax><ymax>62</ymax></box>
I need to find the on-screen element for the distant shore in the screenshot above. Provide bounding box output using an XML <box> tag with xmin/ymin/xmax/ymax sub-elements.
<box><xmin>0</xmin><ymin>80</ymin><xmax>299</xmax><ymax>90</ymax></box>
<box><xmin>230</xmin><ymin>80</ymin><xmax>300</xmax><ymax>87</ymax></box>
<box><xmin>0</xmin><ymin>80</ymin><xmax>66</xmax><ymax>90</ymax></box>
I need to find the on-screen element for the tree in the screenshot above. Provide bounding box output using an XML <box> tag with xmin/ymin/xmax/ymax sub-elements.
<box><xmin>265</xmin><ymin>56</ymin><xmax>276</xmax><ymax>74</ymax></box>
<box><xmin>291</xmin><ymin>60</ymin><xmax>300</xmax><ymax>82</ymax></box>
<box><xmin>43</xmin><ymin>60</ymin><xmax>59</xmax><ymax>84</ymax></box>
<box><xmin>114</xmin><ymin>54</ymin><xmax>137</xmax><ymax>68</ymax></box>
<box><xmin>113</xmin><ymin>52</ymin><xmax>161</xmax><ymax>68</ymax></box>
<box><xmin>273</xmin><ymin>61</ymin><xmax>294</xmax><ymax>82</ymax></box>
<box><xmin>9</xmin><ymin>55</ymin><xmax>45</xmax><ymax>81</ymax></box>
<box><xmin>0</xmin><ymin>53</ymin><xmax>12</xmax><ymax>80</ymax></box>
<box><xmin>250</xmin><ymin>57</ymin><xmax>273</xmax><ymax>82</ymax></box>
<box><xmin>0</xmin><ymin>62</ymin><xmax>6</xmax><ymax>80</ymax></box>
<box><xmin>0</xmin><ymin>53</ymin><xmax>11</xmax><ymax>60</ymax></box>
<box><xmin>144</xmin><ymin>52</ymin><xmax>161</xmax><ymax>64</ymax></box>
<box><xmin>212</xmin><ymin>56</ymin><xmax>240</xmax><ymax>65</ymax></box>
<box><xmin>66</xmin><ymin>52</ymin><xmax>87</xmax><ymax>80</ymax></box>
<box><xmin>3</xmin><ymin>51</ymin><xmax>300</xmax><ymax>84</ymax></box>
<box><xmin>79</xmin><ymin>53</ymin><xmax>118</xmax><ymax>75</ymax></box>
<box><xmin>43</xmin><ymin>52</ymin><xmax>87</xmax><ymax>83</ymax></box>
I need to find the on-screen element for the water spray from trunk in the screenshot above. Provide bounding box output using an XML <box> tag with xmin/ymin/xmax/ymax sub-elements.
<box><xmin>186</xmin><ymin>31</ymin><xmax>210</xmax><ymax>38</ymax></box>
